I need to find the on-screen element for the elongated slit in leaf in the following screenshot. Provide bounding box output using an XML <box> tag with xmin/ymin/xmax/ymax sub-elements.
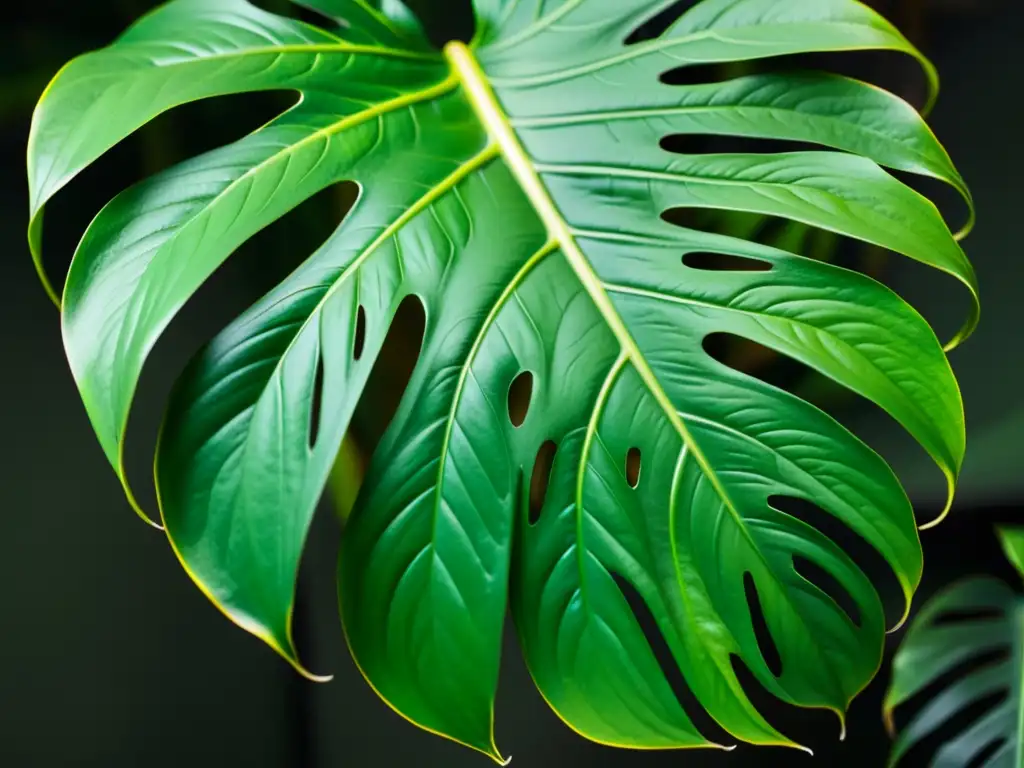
<box><xmin>658</xmin><ymin>63</ymin><xmax>743</xmax><ymax>87</ymax></box>
<box><xmin>701</xmin><ymin>333</ymin><xmax>784</xmax><ymax>384</ymax></box>
<box><xmin>660</xmin><ymin>135</ymin><xmax>824</xmax><ymax>157</ymax></box>
<box><xmin>681</xmin><ymin>251</ymin><xmax>771</xmax><ymax>273</ymax></box>
<box><xmin>353</xmin><ymin>305</ymin><xmax>367</xmax><ymax>361</ymax></box>
<box><xmin>610</xmin><ymin>572</ymin><xmax>734</xmax><ymax>746</ymax></box>
<box><xmin>770</xmin><ymin>496</ymin><xmax>904</xmax><ymax>630</ymax></box>
<box><xmin>351</xmin><ymin>295</ymin><xmax>426</xmax><ymax>458</ymax></box>
<box><xmin>528</xmin><ymin>440</ymin><xmax>556</xmax><ymax>525</ymax></box>
<box><xmin>793</xmin><ymin>556</ymin><xmax>862</xmax><ymax>628</ymax></box>
<box><xmin>744</xmin><ymin>573</ymin><xmax>783</xmax><ymax>678</ymax></box>
<box><xmin>308</xmin><ymin>346</ymin><xmax>325</xmax><ymax>448</ymax></box>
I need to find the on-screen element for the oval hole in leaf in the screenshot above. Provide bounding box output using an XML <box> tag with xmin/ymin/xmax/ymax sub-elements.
<box><xmin>353</xmin><ymin>305</ymin><xmax>367</xmax><ymax>361</ymax></box>
<box><xmin>308</xmin><ymin>347</ymin><xmax>325</xmax><ymax>448</ymax></box>
<box><xmin>350</xmin><ymin>295</ymin><xmax>427</xmax><ymax>458</ymax></box>
<box><xmin>610</xmin><ymin>572</ymin><xmax>734</xmax><ymax>745</ymax></box>
<box><xmin>770</xmin><ymin>496</ymin><xmax>905</xmax><ymax>630</ymax></box>
<box><xmin>793</xmin><ymin>555</ymin><xmax>862</xmax><ymax>628</ymax></box>
<box><xmin>625</xmin><ymin>447</ymin><xmax>641</xmax><ymax>488</ymax></box>
<box><xmin>507</xmin><ymin>370</ymin><xmax>534</xmax><ymax>428</ymax></box>
<box><xmin>682</xmin><ymin>251</ymin><xmax>772</xmax><ymax>272</ymax></box>
<box><xmin>528</xmin><ymin>440</ymin><xmax>557</xmax><ymax>525</ymax></box>
<box><xmin>744</xmin><ymin>573</ymin><xmax>783</xmax><ymax>677</ymax></box>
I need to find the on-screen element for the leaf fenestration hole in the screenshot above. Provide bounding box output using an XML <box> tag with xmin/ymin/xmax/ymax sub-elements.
<box><xmin>659</xmin><ymin>134</ymin><xmax>822</xmax><ymax>156</ymax></box>
<box><xmin>350</xmin><ymin>295</ymin><xmax>426</xmax><ymax>459</ymax></box>
<box><xmin>625</xmin><ymin>447</ymin><xmax>642</xmax><ymax>489</ymax></box>
<box><xmin>793</xmin><ymin>556</ymin><xmax>862</xmax><ymax>628</ymax></box>
<box><xmin>528</xmin><ymin>440</ymin><xmax>557</xmax><ymax>525</ymax></box>
<box><xmin>308</xmin><ymin>346</ymin><xmax>325</xmax><ymax>448</ymax></box>
<box><xmin>682</xmin><ymin>252</ymin><xmax>772</xmax><ymax>272</ymax></box>
<box><xmin>702</xmin><ymin>333</ymin><xmax>782</xmax><ymax>381</ymax></box>
<box><xmin>507</xmin><ymin>371</ymin><xmax>534</xmax><ymax>428</ymax></box>
<box><xmin>611</xmin><ymin>573</ymin><xmax>734</xmax><ymax>745</ymax></box>
<box><xmin>770</xmin><ymin>496</ymin><xmax>904</xmax><ymax>630</ymax></box>
<box><xmin>353</xmin><ymin>305</ymin><xmax>367</xmax><ymax>361</ymax></box>
<box><xmin>744</xmin><ymin>573</ymin><xmax>783</xmax><ymax>678</ymax></box>
<box><xmin>699</xmin><ymin>332</ymin><xmax>854</xmax><ymax>425</ymax></box>
<box><xmin>728</xmin><ymin>654</ymin><xmax>832</xmax><ymax>747</ymax></box>
<box><xmin>658</xmin><ymin>63</ymin><xmax>735</xmax><ymax>87</ymax></box>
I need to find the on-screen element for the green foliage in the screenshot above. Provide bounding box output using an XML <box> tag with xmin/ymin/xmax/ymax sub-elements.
<box><xmin>885</xmin><ymin>528</ymin><xmax>1024</xmax><ymax>767</ymax></box>
<box><xmin>27</xmin><ymin>0</ymin><xmax>976</xmax><ymax>760</ymax></box>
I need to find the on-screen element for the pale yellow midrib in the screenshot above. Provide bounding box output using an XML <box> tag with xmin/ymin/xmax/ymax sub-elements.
<box><xmin>443</xmin><ymin>40</ymin><xmax>748</xmax><ymax>540</ymax></box>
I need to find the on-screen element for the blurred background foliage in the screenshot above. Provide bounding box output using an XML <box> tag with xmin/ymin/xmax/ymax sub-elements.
<box><xmin>0</xmin><ymin>0</ymin><xmax>1021</xmax><ymax>765</ymax></box>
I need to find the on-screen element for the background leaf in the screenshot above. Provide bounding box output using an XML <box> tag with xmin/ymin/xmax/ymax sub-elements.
<box><xmin>885</xmin><ymin>528</ymin><xmax>1024</xmax><ymax>767</ymax></box>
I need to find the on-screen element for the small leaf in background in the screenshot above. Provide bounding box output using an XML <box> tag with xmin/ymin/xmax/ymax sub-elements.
<box><xmin>885</xmin><ymin>527</ymin><xmax>1024</xmax><ymax>767</ymax></box>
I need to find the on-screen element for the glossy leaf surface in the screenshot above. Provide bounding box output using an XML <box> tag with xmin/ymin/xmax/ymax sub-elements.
<box><xmin>885</xmin><ymin>528</ymin><xmax>1024</xmax><ymax>767</ymax></box>
<box><xmin>27</xmin><ymin>0</ymin><xmax>977</xmax><ymax>761</ymax></box>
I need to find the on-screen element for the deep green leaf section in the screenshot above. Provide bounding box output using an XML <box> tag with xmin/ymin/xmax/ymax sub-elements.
<box><xmin>885</xmin><ymin>558</ymin><xmax>1024</xmax><ymax>767</ymax></box>
<box><xmin>28</xmin><ymin>0</ymin><xmax>976</xmax><ymax>761</ymax></box>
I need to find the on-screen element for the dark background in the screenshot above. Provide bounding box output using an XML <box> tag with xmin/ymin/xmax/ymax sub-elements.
<box><xmin>1</xmin><ymin>0</ymin><xmax>1021</xmax><ymax>766</ymax></box>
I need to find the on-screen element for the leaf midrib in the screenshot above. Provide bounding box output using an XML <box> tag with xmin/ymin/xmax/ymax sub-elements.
<box><xmin>448</xmin><ymin>42</ymin><xmax>877</xmax><ymax>721</ymax></box>
<box><xmin>445</xmin><ymin>40</ymin><xmax>750</xmax><ymax>551</ymax></box>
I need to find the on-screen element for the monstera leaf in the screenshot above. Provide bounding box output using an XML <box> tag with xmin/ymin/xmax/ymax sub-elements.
<box><xmin>885</xmin><ymin>528</ymin><xmax>1024</xmax><ymax>767</ymax></box>
<box><xmin>28</xmin><ymin>0</ymin><xmax>978</xmax><ymax>761</ymax></box>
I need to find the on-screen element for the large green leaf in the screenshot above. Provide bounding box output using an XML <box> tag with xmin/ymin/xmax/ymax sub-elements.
<box><xmin>885</xmin><ymin>528</ymin><xmax>1024</xmax><ymax>767</ymax></box>
<box><xmin>28</xmin><ymin>0</ymin><xmax>977</xmax><ymax>761</ymax></box>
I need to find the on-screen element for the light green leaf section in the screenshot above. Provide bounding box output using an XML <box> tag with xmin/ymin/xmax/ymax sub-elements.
<box><xmin>885</xmin><ymin>567</ymin><xmax>1024</xmax><ymax>767</ymax></box>
<box><xmin>1001</xmin><ymin>527</ymin><xmax>1024</xmax><ymax>581</ymax></box>
<box><xmin>27</xmin><ymin>0</ymin><xmax>977</xmax><ymax>762</ymax></box>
